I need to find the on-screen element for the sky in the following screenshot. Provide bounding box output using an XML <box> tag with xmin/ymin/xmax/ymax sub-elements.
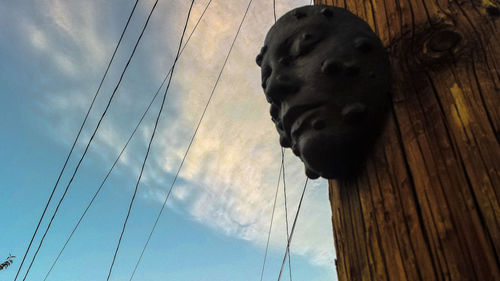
<box><xmin>0</xmin><ymin>0</ymin><xmax>337</xmax><ymax>280</ymax></box>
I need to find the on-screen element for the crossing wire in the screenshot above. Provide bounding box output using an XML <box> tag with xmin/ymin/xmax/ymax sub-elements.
<box><xmin>42</xmin><ymin>1</ymin><xmax>213</xmax><ymax>279</ymax></box>
<box><xmin>12</xmin><ymin>1</ymin><xmax>140</xmax><ymax>280</ymax></box>
<box><xmin>105</xmin><ymin>1</ymin><xmax>196</xmax><ymax>280</ymax></box>
<box><xmin>277</xmin><ymin>178</ymin><xmax>308</xmax><ymax>281</ymax></box>
<box><xmin>273</xmin><ymin>0</ymin><xmax>277</xmax><ymax>21</ymax></box>
<box><xmin>16</xmin><ymin>1</ymin><xmax>142</xmax><ymax>280</ymax></box>
<box><xmin>271</xmin><ymin>2</ymin><xmax>293</xmax><ymax>279</ymax></box>
<box><xmin>127</xmin><ymin>0</ymin><xmax>257</xmax><ymax>279</ymax></box>
<box><xmin>281</xmin><ymin>148</ymin><xmax>293</xmax><ymax>281</ymax></box>
<box><xmin>19</xmin><ymin>0</ymin><xmax>159</xmax><ymax>279</ymax></box>
<box><xmin>259</xmin><ymin>3</ymin><xmax>293</xmax><ymax>281</ymax></box>
<box><xmin>259</xmin><ymin>154</ymin><xmax>283</xmax><ymax>281</ymax></box>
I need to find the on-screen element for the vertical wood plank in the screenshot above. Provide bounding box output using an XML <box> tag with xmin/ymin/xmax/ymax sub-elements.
<box><xmin>315</xmin><ymin>0</ymin><xmax>500</xmax><ymax>280</ymax></box>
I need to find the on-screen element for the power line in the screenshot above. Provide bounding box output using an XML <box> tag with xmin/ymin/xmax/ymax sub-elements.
<box><xmin>273</xmin><ymin>0</ymin><xmax>277</xmax><ymax>21</ymax></box>
<box><xmin>259</xmin><ymin>153</ymin><xmax>283</xmax><ymax>281</ymax></box>
<box><xmin>281</xmin><ymin>148</ymin><xmax>292</xmax><ymax>281</ymax></box>
<box><xmin>13</xmin><ymin>1</ymin><xmax>140</xmax><ymax>280</ymax></box>
<box><xmin>42</xmin><ymin>80</ymin><xmax>159</xmax><ymax>281</ymax></box>
<box><xmin>127</xmin><ymin>0</ymin><xmax>256</xmax><ymax>278</ymax></box>
<box><xmin>20</xmin><ymin>0</ymin><xmax>158</xmax><ymax>279</ymax></box>
<box><xmin>42</xmin><ymin>0</ymin><xmax>212</xmax><ymax>278</ymax></box>
<box><xmin>271</xmin><ymin>2</ymin><xmax>292</xmax><ymax>280</ymax></box>
<box><xmin>259</xmin><ymin>3</ymin><xmax>293</xmax><ymax>281</ymax></box>
<box><xmin>42</xmin><ymin>1</ymin><xmax>213</xmax><ymax>279</ymax></box>
<box><xmin>105</xmin><ymin>1</ymin><xmax>196</xmax><ymax>280</ymax></box>
<box><xmin>277</xmin><ymin>178</ymin><xmax>308</xmax><ymax>281</ymax></box>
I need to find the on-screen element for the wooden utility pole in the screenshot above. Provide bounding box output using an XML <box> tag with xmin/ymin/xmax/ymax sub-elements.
<box><xmin>314</xmin><ymin>0</ymin><xmax>500</xmax><ymax>280</ymax></box>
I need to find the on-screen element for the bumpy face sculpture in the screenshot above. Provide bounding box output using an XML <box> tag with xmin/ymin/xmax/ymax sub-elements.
<box><xmin>256</xmin><ymin>5</ymin><xmax>390</xmax><ymax>179</ymax></box>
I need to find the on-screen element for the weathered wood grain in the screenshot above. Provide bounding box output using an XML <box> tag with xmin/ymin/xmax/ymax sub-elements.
<box><xmin>315</xmin><ymin>0</ymin><xmax>500</xmax><ymax>280</ymax></box>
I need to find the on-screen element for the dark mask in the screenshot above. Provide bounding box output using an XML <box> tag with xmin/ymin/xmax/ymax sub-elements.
<box><xmin>256</xmin><ymin>5</ymin><xmax>390</xmax><ymax>179</ymax></box>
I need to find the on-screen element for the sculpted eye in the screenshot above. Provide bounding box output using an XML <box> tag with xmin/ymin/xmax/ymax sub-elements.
<box><xmin>278</xmin><ymin>55</ymin><xmax>293</xmax><ymax>66</ymax></box>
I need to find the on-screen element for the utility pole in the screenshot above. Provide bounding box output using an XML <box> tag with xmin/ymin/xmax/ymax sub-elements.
<box><xmin>315</xmin><ymin>0</ymin><xmax>500</xmax><ymax>280</ymax></box>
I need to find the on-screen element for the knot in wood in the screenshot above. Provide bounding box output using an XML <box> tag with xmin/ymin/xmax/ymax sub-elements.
<box><xmin>429</xmin><ymin>30</ymin><xmax>462</xmax><ymax>52</ymax></box>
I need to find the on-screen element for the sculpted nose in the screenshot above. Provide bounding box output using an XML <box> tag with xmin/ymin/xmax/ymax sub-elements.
<box><xmin>264</xmin><ymin>73</ymin><xmax>300</xmax><ymax>103</ymax></box>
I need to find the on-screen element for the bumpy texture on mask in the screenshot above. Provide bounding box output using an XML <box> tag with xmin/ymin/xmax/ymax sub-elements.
<box><xmin>256</xmin><ymin>5</ymin><xmax>391</xmax><ymax>179</ymax></box>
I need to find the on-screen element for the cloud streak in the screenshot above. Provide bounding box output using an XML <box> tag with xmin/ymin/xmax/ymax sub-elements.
<box><xmin>18</xmin><ymin>0</ymin><xmax>335</xmax><ymax>271</ymax></box>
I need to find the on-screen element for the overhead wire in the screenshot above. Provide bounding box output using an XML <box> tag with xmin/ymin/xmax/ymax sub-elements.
<box><xmin>127</xmin><ymin>0</ymin><xmax>257</xmax><ymax>278</ymax></box>
<box><xmin>21</xmin><ymin>0</ymin><xmax>312</xmax><ymax>280</ymax></box>
<box><xmin>20</xmin><ymin>0</ymin><xmax>158</xmax><ymax>279</ymax></box>
<box><xmin>259</xmin><ymin>156</ymin><xmax>283</xmax><ymax>281</ymax></box>
<box><xmin>104</xmin><ymin>1</ymin><xmax>196</xmax><ymax>280</ymax></box>
<box><xmin>271</xmin><ymin>2</ymin><xmax>293</xmax><ymax>280</ymax></box>
<box><xmin>277</xmin><ymin>178</ymin><xmax>308</xmax><ymax>281</ymax></box>
<box><xmin>13</xmin><ymin>1</ymin><xmax>140</xmax><ymax>280</ymax></box>
<box><xmin>42</xmin><ymin>1</ymin><xmax>213</xmax><ymax>279</ymax></box>
<box><xmin>273</xmin><ymin>0</ymin><xmax>277</xmax><ymax>21</ymax></box>
<box><xmin>281</xmin><ymin>148</ymin><xmax>293</xmax><ymax>281</ymax></box>
<box><xmin>259</xmin><ymin>2</ymin><xmax>293</xmax><ymax>281</ymax></box>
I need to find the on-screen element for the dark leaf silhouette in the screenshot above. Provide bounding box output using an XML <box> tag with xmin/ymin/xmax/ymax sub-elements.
<box><xmin>0</xmin><ymin>254</ymin><xmax>15</xmax><ymax>271</ymax></box>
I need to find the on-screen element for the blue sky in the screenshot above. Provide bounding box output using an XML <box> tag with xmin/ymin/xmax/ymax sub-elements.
<box><xmin>0</xmin><ymin>0</ymin><xmax>336</xmax><ymax>280</ymax></box>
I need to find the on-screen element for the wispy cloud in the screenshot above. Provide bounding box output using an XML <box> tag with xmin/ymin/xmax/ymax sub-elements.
<box><xmin>20</xmin><ymin>0</ymin><xmax>335</xmax><ymax>270</ymax></box>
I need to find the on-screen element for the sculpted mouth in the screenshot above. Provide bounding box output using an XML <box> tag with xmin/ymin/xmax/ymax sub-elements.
<box><xmin>282</xmin><ymin>103</ymin><xmax>322</xmax><ymax>137</ymax></box>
